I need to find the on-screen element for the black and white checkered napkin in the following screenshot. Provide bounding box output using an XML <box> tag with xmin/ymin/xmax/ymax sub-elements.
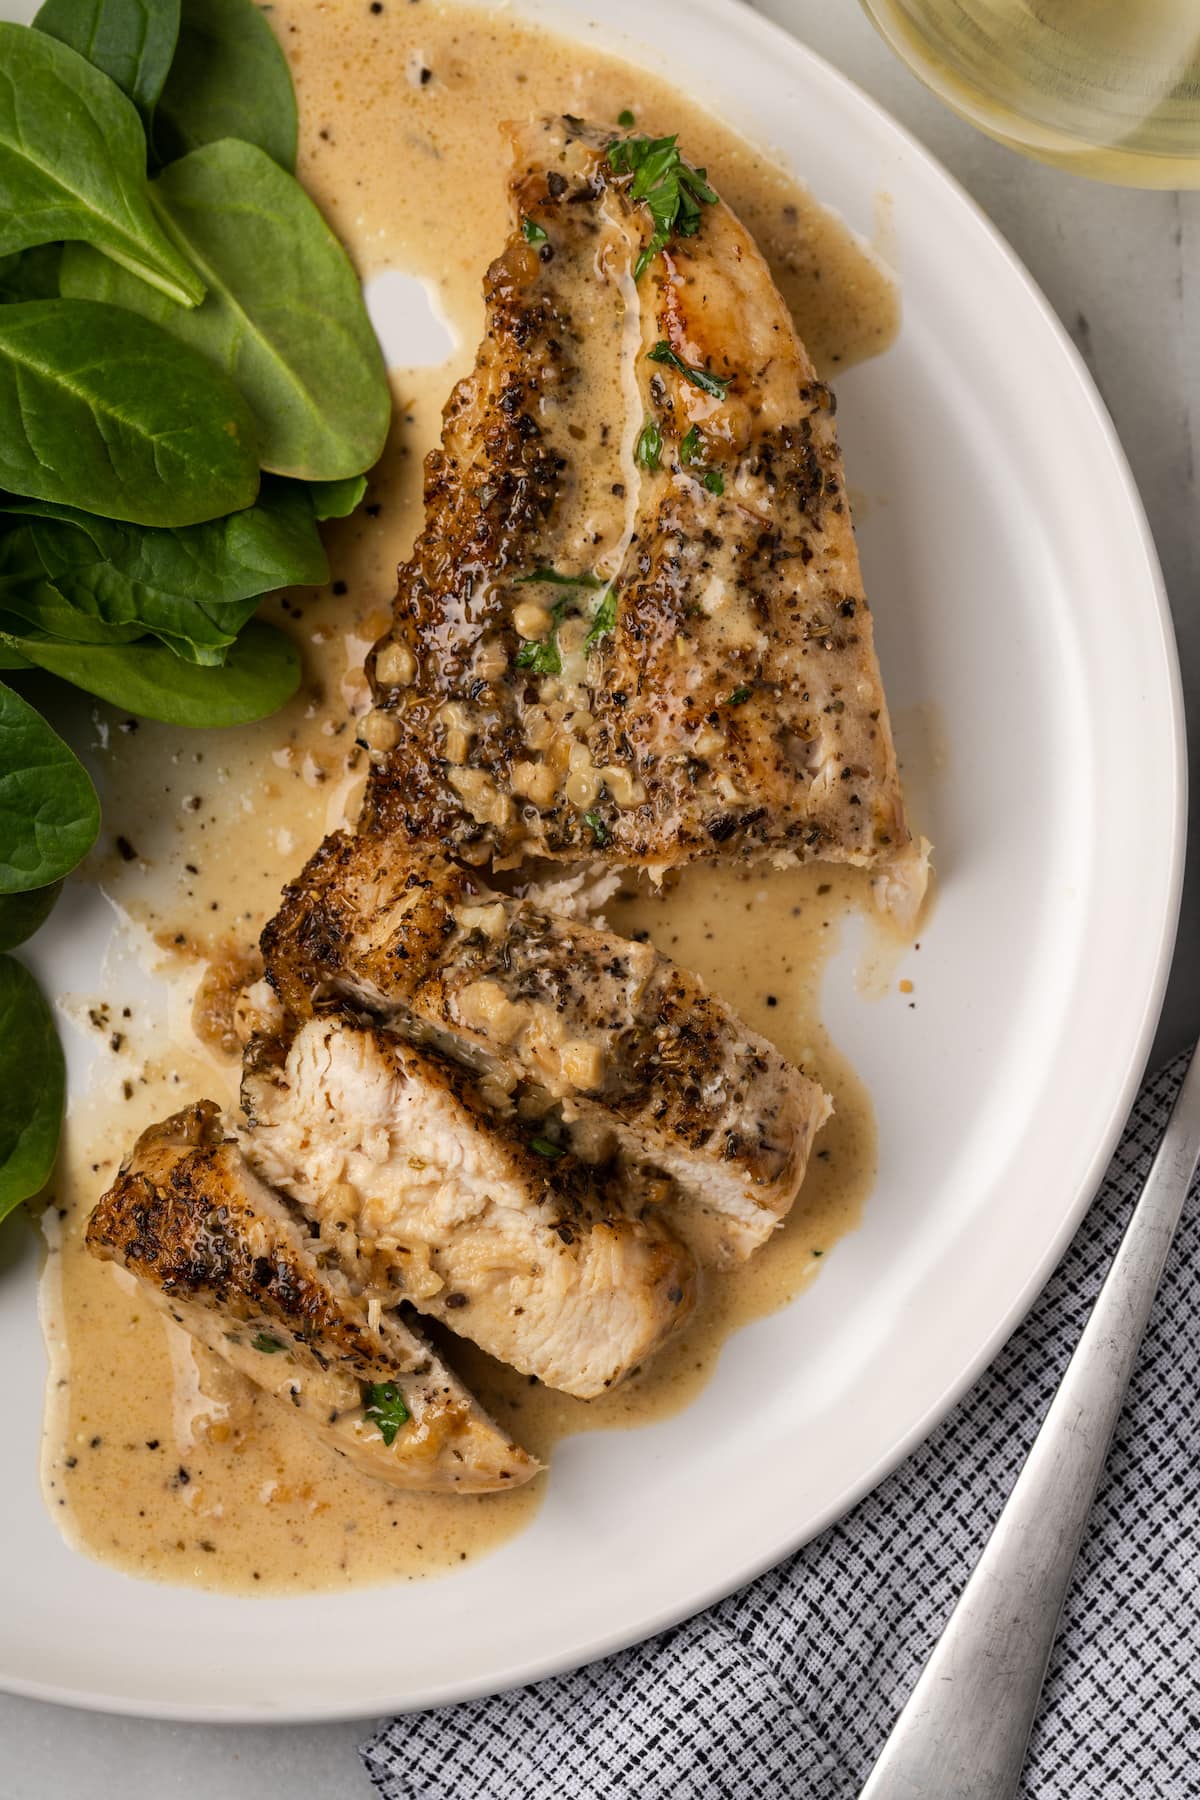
<box><xmin>362</xmin><ymin>1051</ymin><xmax>1200</xmax><ymax>1800</ymax></box>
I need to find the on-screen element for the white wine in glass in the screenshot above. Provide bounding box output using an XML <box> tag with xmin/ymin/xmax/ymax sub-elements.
<box><xmin>859</xmin><ymin>0</ymin><xmax>1200</xmax><ymax>185</ymax></box>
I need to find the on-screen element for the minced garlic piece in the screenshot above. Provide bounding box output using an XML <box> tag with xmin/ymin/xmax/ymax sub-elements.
<box><xmin>375</xmin><ymin>641</ymin><xmax>416</xmax><ymax>685</ymax></box>
<box><xmin>455</xmin><ymin>979</ymin><xmax>527</xmax><ymax>1044</ymax></box>
<box><xmin>361</xmin><ymin>710</ymin><xmax>400</xmax><ymax>752</ymax></box>
<box><xmin>455</xmin><ymin>901</ymin><xmax>508</xmax><ymax>939</ymax></box>
<box><xmin>513</xmin><ymin>601</ymin><xmax>553</xmax><ymax>640</ymax></box>
<box><xmin>448</xmin><ymin>767</ymin><xmax>513</xmax><ymax>828</ymax></box>
<box><xmin>511</xmin><ymin>759</ymin><xmax>558</xmax><ymax>807</ymax></box>
<box><xmin>561</xmin><ymin>1039</ymin><xmax>606</xmax><ymax>1089</ymax></box>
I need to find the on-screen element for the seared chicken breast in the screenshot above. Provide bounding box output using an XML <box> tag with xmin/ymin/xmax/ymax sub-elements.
<box><xmin>241</xmin><ymin>1017</ymin><xmax>696</xmax><ymax>1397</ymax></box>
<box><xmin>87</xmin><ymin>1102</ymin><xmax>537</xmax><ymax>1492</ymax></box>
<box><xmin>261</xmin><ymin>833</ymin><xmax>831</xmax><ymax>1263</ymax></box>
<box><xmin>361</xmin><ymin>115</ymin><xmax>927</xmax><ymax>921</ymax></box>
<box><xmin>86</xmin><ymin>116</ymin><xmax>906</xmax><ymax>1476</ymax></box>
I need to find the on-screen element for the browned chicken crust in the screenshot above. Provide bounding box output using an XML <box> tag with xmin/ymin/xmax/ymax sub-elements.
<box><xmin>87</xmin><ymin>1102</ymin><xmax>538</xmax><ymax>1493</ymax></box>
<box><xmin>361</xmin><ymin>115</ymin><xmax>925</xmax><ymax>917</ymax></box>
<box><xmin>83</xmin><ymin>114</ymin><xmax>915</xmax><ymax>1459</ymax></box>
<box><xmin>242</xmin><ymin>1017</ymin><xmax>698</xmax><ymax>1396</ymax></box>
<box><xmin>261</xmin><ymin>831</ymin><xmax>831</xmax><ymax>1262</ymax></box>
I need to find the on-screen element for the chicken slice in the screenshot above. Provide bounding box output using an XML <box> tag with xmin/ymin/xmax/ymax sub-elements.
<box><xmin>240</xmin><ymin>1017</ymin><xmax>697</xmax><ymax>1398</ymax></box>
<box><xmin>261</xmin><ymin>833</ymin><xmax>832</xmax><ymax>1263</ymax></box>
<box><xmin>360</xmin><ymin>114</ymin><xmax>927</xmax><ymax>923</ymax></box>
<box><xmin>86</xmin><ymin>1101</ymin><xmax>537</xmax><ymax>1493</ymax></box>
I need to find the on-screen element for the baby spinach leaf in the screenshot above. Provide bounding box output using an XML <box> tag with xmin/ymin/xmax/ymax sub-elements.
<box><xmin>0</xmin><ymin>955</ymin><xmax>64</xmax><ymax>1222</ymax></box>
<box><xmin>0</xmin><ymin>881</ymin><xmax>62</xmax><ymax>952</ymax></box>
<box><xmin>155</xmin><ymin>0</ymin><xmax>297</xmax><ymax>172</ymax></box>
<box><xmin>0</xmin><ymin>528</ymin><xmax>107</xmax><ymax>644</ymax></box>
<box><xmin>0</xmin><ymin>24</ymin><xmax>203</xmax><ymax>308</ymax></box>
<box><xmin>305</xmin><ymin>475</ymin><xmax>368</xmax><ymax>521</ymax></box>
<box><xmin>0</xmin><ymin>482</ymin><xmax>327</xmax><ymax>664</ymax></box>
<box><xmin>0</xmin><ymin>244</ymin><xmax>61</xmax><ymax>303</ymax></box>
<box><xmin>5</xmin><ymin>619</ymin><xmax>301</xmax><ymax>727</ymax></box>
<box><xmin>34</xmin><ymin>0</ymin><xmax>181</xmax><ymax>130</ymax></box>
<box><xmin>0</xmin><ymin>681</ymin><xmax>100</xmax><ymax>892</ymax></box>
<box><xmin>0</xmin><ymin>643</ymin><xmax>33</xmax><ymax>670</ymax></box>
<box><xmin>0</xmin><ymin>301</ymin><xmax>259</xmax><ymax>528</ymax></box>
<box><xmin>62</xmin><ymin>141</ymin><xmax>390</xmax><ymax>481</ymax></box>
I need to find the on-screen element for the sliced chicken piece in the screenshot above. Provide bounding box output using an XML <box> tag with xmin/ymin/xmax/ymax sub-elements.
<box><xmin>261</xmin><ymin>833</ymin><xmax>831</xmax><ymax>1263</ymax></box>
<box><xmin>360</xmin><ymin>114</ymin><xmax>927</xmax><ymax>923</ymax></box>
<box><xmin>240</xmin><ymin>1017</ymin><xmax>696</xmax><ymax>1398</ymax></box>
<box><xmin>86</xmin><ymin>1101</ymin><xmax>537</xmax><ymax>1493</ymax></box>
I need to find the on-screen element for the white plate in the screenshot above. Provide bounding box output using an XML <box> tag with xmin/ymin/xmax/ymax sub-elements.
<box><xmin>0</xmin><ymin>0</ymin><xmax>1183</xmax><ymax>1722</ymax></box>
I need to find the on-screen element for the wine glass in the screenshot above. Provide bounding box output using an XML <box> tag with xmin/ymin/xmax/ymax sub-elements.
<box><xmin>859</xmin><ymin>0</ymin><xmax>1200</xmax><ymax>185</ymax></box>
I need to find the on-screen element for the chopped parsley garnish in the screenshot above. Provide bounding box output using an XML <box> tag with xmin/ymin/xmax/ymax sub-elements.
<box><xmin>606</xmin><ymin>135</ymin><xmax>718</xmax><ymax>279</ymax></box>
<box><xmin>583</xmin><ymin>809</ymin><xmax>610</xmax><ymax>845</ymax></box>
<box><xmin>251</xmin><ymin>1331</ymin><xmax>286</xmax><ymax>1354</ymax></box>
<box><xmin>679</xmin><ymin>424</ymin><xmax>724</xmax><ymax>493</ymax></box>
<box><xmin>522</xmin><ymin>216</ymin><xmax>548</xmax><ymax>245</ymax></box>
<box><xmin>515</xmin><ymin>567</ymin><xmax>601</xmax><ymax>588</ymax></box>
<box><xmin>635</xmin><ymin>415</ymin><xmax>662</xmax><ymax>471</ymax></box>
<box><xmin>617</xmin><ymin>108</ymin><xmax>635</xmax><ymax>127</ymax></box>
<box><xmin>513</xmin><ymin>572</ymin><xmax>608</xmax><ymax>674</ymax></box>
<box><xmin>363</xmin><ymin>1381</ymin><xmax>410</xmax><ymax>1446</ymax></box>
<box><xmin>727</xmin><ymin>685</ymin><xmax>752</xmax><ymax>705</ymax></box>
<box><xmin>647</xmin><ymin>341</ymin><xmax>731</xmax><ymax>398</ymax></box>
<box><xmin>530</xmin><ymin>1135</ymin><xmax>565</xmax><ymax>1159</ymax></box>
<box><xmin>515</xmin><ymin>620</ymin><xmax>564</xmax><ymax>676</ymax></box>
<box><xmin>584</xmin><ymin>589</ymin><xmax>618</xmax><ymax>649</ymax></box>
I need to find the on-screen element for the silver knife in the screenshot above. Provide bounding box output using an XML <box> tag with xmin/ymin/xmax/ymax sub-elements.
<box><xmin>860</xmin><ymin>1042</ymin><xmax>1200</xmax><ymax>1800</ymax></box>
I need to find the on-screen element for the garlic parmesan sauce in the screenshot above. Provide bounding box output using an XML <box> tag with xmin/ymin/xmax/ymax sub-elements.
<box><xmin>37</xmin><ymin>0</ymin><xmax>906</xmax><ymax>1594</ymax></box>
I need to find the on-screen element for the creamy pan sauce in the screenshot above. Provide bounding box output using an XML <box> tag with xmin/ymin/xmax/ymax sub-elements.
<box><xmin>38</xmin><ymin>0</ymin><xmax>903</xmax><ymax>1594</ymax></box>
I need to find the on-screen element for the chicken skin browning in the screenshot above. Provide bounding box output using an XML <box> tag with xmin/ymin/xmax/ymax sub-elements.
<box><xmin>81</xmin><ymin>115</ymin><xmax>932</xmax><ymax>1484</ymax></box>
<box><xmin>87</xmin><ymin>1102</ymin><xmax>538</xmax><ymax>1492</ymax></box>
<box><xmin>361</xmin><ymin>116</ymin><xmax>927</xmax><ymax>922</ymax></box>
<box><xmin>261</xmin><ymin>833</ymin><xmax>831</xmax><ymax>1264</ymax></box>
<box><xmin>241</xmin><ymin>1016</ymin><xmax>697</xmax><ymax>1397</ymax></box>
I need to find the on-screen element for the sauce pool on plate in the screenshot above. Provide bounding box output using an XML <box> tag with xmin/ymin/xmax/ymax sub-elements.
<box><xmin>37</xmin><ymin>0</ymin><xmax>901</xmax><ymax>1595</ymax></box>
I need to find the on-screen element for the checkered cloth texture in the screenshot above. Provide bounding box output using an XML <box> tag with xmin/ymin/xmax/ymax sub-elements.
<box><xmin>362</xmin><ymin>1050</ymin><xmax>1200</xmax><ymax>1800</ymax></box>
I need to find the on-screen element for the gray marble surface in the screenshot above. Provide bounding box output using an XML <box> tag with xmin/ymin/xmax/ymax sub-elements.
<box><xmin>3</xmin><ymin>2</ymin><xmax>1197</xmax><ymax>1793</ymax></box>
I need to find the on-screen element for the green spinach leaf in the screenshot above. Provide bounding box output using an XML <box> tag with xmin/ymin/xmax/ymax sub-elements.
<box><xmin>155</xmin><ymin>0</ymin><xmax>297</xmax><ymax>171</ymax></box>
<box><xmin>0</xmin><ymin>682</ymin><xmax>99</xmax><ymax>892</ymax></box>
<box><xmin>4</xmin><ymin>619</ymin><xmax>300</xmax><ymax>727</ymax></box>
<box><xmin>0</xmin><ymin>955</ymin><xmax>64</xmax><ymax>1222</ymax></box>
<box><xmin>0</xmin><ymin>24</ymin><xmax>203</xmax><ymax>307</ymax></box>
<box><xmin>0</xmin><ymin>244</ymin><xmax>60</xmax><ymax>303</ymax></box>
<box><xmin>0</xmin><ymin>481</ymin><xmax>327</xmax><ymax>664</ymax></box>
<box><xmin>0</xmin><ymin>300</ymin><xmax>259</xmax><ymax>528</ymax></box>
<box><xmin>63</xmin><ymin>141</ymin><xmax>390</xmax><ymax>481</ymax></box>
<box><xmin>304</xmin><ymin>475</ymin><xmax>368</xmax><ymax>521</ymax></box>
<box><xmin>0</xmin><ymin>529</ymin><xmax>101</xmax><ymax>644</ymax></box>
<box><xmin>34</xmin><ymin>0</ymin><xmax>181</xmax><ymax>131</ymax></box>
<box><xmin>0</xmin><ymin>881</ymin><xmax>61</xmax><ymax>952</ymax></box>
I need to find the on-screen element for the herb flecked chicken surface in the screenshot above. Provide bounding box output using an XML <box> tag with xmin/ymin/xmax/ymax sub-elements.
<box><xmin>361</xmin><ymin>116</ymin><xmax>928</xmax><ymax>923</ymax></box>
<box><xmin>88</xmin><ymin>1103</ymin><xmax>538</xmax><ymax>1492</ymax></box>
<box><xmin>88</xmin><ymin>117</ymin><xmax>924</xmax><ymax>1493</ymax></box>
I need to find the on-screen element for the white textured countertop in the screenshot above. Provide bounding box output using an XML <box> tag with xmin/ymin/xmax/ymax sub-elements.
<box><xmin>3</xmin><ymin>2</ymin><xmax>1196</xmax><ymax>1793</ymax></box>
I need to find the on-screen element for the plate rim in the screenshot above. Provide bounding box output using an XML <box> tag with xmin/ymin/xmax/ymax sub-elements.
<box><xmin>0</xmin><ymin>0</ymin><xmax>1185</xmax><ymax>1724</ymax></box>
